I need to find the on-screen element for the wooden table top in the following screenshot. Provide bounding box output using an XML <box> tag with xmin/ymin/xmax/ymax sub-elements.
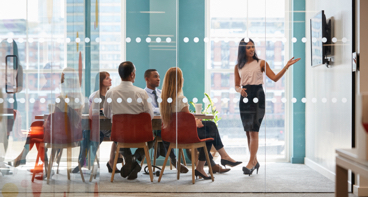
<box><xmin>36</xmin><ymin>113</ymin><xmax>215</xmax><ymax>120</ymax></box>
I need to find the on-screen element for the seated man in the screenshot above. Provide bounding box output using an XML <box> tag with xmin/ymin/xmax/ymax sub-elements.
<box><xmin>144</xmin><ymin>69</ymin><xmax>188</xmax><ymax>173</ymax></box>
<box><xmin>103</xmin><ymin>61</ymin><xmax>154</xmax><ymax>180</ymax></box>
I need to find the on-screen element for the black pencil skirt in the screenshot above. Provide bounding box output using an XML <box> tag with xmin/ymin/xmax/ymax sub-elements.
<box><xmin>239</xmin><ymin>84</ymin><xmax>265</xmax><ymax>132</ymax></box>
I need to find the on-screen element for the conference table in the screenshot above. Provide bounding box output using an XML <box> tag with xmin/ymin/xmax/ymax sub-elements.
<box><xmin>35</xmin><ymin>113</ymin><xmax>215</xmax><ymax>131</ymax></box>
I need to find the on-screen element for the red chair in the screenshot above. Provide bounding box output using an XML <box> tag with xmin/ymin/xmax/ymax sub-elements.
<box><xmin>26</xmin><ymin>120</ymin><xmax>45</xmax><ymax>182</ymax></box>
<box><xmin>110</xmin><ymin>113</ymin><xmax>154</xmax><ymax>182</ymax></box>
<box><xmin>38</xmin><ymin>111</ymin><xmax>84</xmax><ymax>184</ymax></box>
<box><xmin>158</xmin><ymin>112</ymin><xmax>214</xmax><ymax>184</ymax></box>
<box><xmin>140</xmin><ymin>136</ymin><xmax>187</xmax><ymax>172</ymax></box>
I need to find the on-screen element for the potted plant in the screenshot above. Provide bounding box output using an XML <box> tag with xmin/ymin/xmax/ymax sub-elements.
<box><xmin>189</xmin><ymin>93</ymin><xmax>221</xmax><ymax>125</ymax></box>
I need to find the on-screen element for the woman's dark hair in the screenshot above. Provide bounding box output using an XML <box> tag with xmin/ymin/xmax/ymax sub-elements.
<box><xmin>118</xmin><ymin>61</ymin><xmax>135</xmax><ymax>80</ymax></box>
<box><xmin>237</xmin><ymin>38</ymin><xmax>259</xmax><ymax>69</ymax></box>
<box><xmin>99</xmin><ymin>71</ymin><xmax>110</xmax><ymax>91</ymax></box>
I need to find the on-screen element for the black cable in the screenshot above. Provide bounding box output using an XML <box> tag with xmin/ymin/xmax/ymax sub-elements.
<box><xmin>143</xmin><ymin>165</ymin><xmax>161</xmax><ymax>177</ymax></box>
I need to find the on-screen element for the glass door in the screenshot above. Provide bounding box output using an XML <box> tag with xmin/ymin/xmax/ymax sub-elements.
<box><xmin>0</xmin><ymin>0</ymin><xmax>100</xmax><ymax>193</ymax></box>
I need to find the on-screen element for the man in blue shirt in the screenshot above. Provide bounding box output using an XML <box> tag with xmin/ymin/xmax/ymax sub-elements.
<box><xmin>144</xmin><ymin>69</ymin><xmax>188</xmax><ymax>173</ymax></box>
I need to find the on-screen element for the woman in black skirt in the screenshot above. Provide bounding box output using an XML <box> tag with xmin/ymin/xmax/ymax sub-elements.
<box><xmin>234</xmin><ymin>38</ymin><xmax>300</xmax><ymax>175</ymax></box>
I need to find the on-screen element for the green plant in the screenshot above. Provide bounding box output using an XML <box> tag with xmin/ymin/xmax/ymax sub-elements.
<box><xmin>189</xmin><ymin>93</ymin><xmax>221</xmax><ymax>125</ymax></box>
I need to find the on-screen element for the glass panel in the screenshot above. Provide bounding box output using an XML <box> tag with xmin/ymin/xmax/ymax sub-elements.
<box><xmin>0</xmin><ymin>0</ymin><xmax>355</xmax><ymax>195</ymax></box>
<box><xmin>0</xmin><ymin>0</ymin><xmax>100</xmax><ymax>193</ymax></box>
<box><xmin>208</xmin><ymin>0</ymin><xmax>267</xmax><ymax>192</ymax></box>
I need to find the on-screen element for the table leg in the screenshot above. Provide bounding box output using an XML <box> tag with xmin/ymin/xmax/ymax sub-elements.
<box><xmin>336</xmin><ymin>164</ymin><xmax>348</xmax><ymax>197</ymax></box>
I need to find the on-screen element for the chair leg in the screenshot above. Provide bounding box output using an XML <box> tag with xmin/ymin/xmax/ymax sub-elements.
<box><xmin>44</xmin><ymin>148</ymin><xmax>49</xmax><ymax>182</ymax></box>
<box><xmin>78</xmin><ymin>161</ymin><xmax>85</xmax><ymax>182</ymax></box>
<box><xmin>170</xmin><ymin>158</ymin><xmax>173</xmax><ymax>170</ymax></box>
<box><xmin>203</xmin><ymin>144</ymin><xmax>214</xmax><ymax>182</ymax></box>
<box><xmin>181</xmin><ymin>149</ymin><xmax>187</xmax><ymax>166</ymax></box>
<box><xmin>111</xmin><ymin>144</ymin><xmax>120</xmax><ymax>182</ymax></box>
<box><xmin>88</xmin><ymin>150</ymin><xmax>91</xmax><ymax>170</ymax></box>
<box><xmin>47</xmin><ymin>148</ymin><xmax>56</xmax><ymax>184</ymax></box>
<box><xmin>56</xmin><ymin>149</ymin><xmax>63</xmax><ymax>174</ymax></box>
<box><xmin>158</xmin><ymin>145</ymin><xmax>172</xmax><ymax>182</ymax></box>
<box><xmin>94</xmin><ymin>157</ymin><xmax>98</xmax><ymax>179</ymax></box>
<box><xmin>191</xmin><ymin>147</ymin><xmax>196</xmax><ymax>184</ymax></box>
<box><xmin>32</xmin><ymin>149</ymin><xmax>41</xmax><ymax>182</ymax></box>
<box><xmin>194</xmin><ymin>150</ymin><xmax>198</xmax><ymax>168</ymax></box>
<box><xmin>96</xmin><ymin>156</ymin><xmax>100</xmax><ymax>168</ymax></box>
<box><xmin>77</xmin><ymin>146</ymin><xmax>85</xmax><ymax>182</ymax></box>
<box><xmin>89</xmin><ymin>156</ymin><xmax>98</xmax><ymax>182</ymax></box>
<box><xmin>153</xmin><ymin>139</ymin><xmax>158</xmax><ymax>172</ymax></box>
<box><xmin>143</xmin><ymin>142</ymin><xmax>154</xmax><ymax>182</ymax></box>
<box><xmin>67</xmin><ymin>148</ymin><xmax>71</xmax><ymax>180</ymax></box>
<box><xmin>177</xmin><ymin>149</ymin><xmax>182</xmax><ymax>180</ymax></box>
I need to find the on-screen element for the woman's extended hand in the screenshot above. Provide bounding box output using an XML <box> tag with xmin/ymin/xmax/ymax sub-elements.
<box><xmin>195</xmin><ymin>118</ymin><xmax>204</xmax><ymax>128</ymax></box>
<box><xmin>286</xmin><ymin>57</ymin><xmax>301</xmax><ymax>69</ymax></box>
<box><xmin>241</xmin><ymin>88</ymin><xmax>248</xmax><ymax>97</ymax></box>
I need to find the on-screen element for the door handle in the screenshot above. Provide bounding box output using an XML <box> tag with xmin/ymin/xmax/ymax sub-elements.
<box><xmin>5</xmin><ymin>55</ymin><xmax>18</xmax><ymax>94</ymax></box>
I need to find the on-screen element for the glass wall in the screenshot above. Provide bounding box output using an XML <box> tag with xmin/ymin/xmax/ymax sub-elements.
<box><xmin>0</xmin><ymin>0</ymin><xmax>100</xmax><ymax>193</ymax></box>
<box><xmin>0</xmin><ymin>0</ymin><xmax>353</xmax><ymax>194</ymax></box>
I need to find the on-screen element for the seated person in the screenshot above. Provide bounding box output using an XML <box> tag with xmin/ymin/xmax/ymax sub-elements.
<box><xmin>72</xmin><ymin>71</ymin><xmax>121</xmax><ymax>173</ymax></box>
<box><xmin>103</xmin><ymin>61</ymin><xmax>154</xmax><ymax>180</ymax></box>
<box><xmin>144</xmin><ymin>69</ymin><xmax>188</xmax><ymax>173</ymax></box>
<box><xmin>160</xmin><ymin>67</ymin><xmax>242</xmax><ymax>179</ymax></box>
<box><xmin>10</xmin><ymin>67</ymin><xmax>82</xmax><ymax>172</ymax></box>
<box><xmin>44</xmin><ymin>67</ymin><xmax>84</xmax><ymax>178</ymax></box>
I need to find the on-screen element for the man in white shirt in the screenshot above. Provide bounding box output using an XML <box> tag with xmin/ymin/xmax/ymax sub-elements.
<box><xmin>144</xmin><ymin>69</ymin><xmax>188</xmax><ymax>173</ymax></box>
<box><xmin>103</xmin><ymin>61</ymin><xmax>154</xmax><ymax>180</ymax></box>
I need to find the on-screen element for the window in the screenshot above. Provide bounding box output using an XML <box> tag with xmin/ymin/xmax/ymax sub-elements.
<box><xmin>207</xmin><ymin>0</ymin><xmax>288</xmax><ymax>161</ymax></box>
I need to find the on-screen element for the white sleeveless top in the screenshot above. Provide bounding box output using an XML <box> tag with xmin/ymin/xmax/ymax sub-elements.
<box><xmin>238</xmin><ymin>60</ymin><xmax>264</xmax><ymax>86</ymax></box>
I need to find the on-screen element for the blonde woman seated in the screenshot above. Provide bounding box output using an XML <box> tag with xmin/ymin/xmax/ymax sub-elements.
<box><xmin>160</xmin><ymin>67</ymin><xmax>242</xmax><ymax>179</ymax></box>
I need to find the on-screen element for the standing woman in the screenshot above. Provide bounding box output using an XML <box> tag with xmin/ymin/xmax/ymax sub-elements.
<box><xmin>234</xmin><ymin>38</ymin><xmax>300</xmax><ymax>175</ymax></box>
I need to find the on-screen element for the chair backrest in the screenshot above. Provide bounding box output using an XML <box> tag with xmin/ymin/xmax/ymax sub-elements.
<box><xmin>111</xmin><ymin>113</ymin><xmax>153</xmax><ymax>143</ymax></box>
<box><xmin>89</xmin><ymin>114</ymin><xmax>100</xmax><ymax>142</ymax></box>
<box><xmin>29</xmin><ymin>120</ymin><xmax>44</xmax><ymax>138</ymax></box>
<box><xmin>43</xmin><ymin>112</ymin><xmax>82</xmax><ymax>144</ymax></box>
<box><xmin>161</xmin><ymin>112</ymin><xmax>201</xmax><ymax>144</ymax></box>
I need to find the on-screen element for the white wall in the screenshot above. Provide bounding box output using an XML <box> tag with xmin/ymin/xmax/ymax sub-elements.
<box><xmin>305</xmin><ymin>0</ymin><xmax>352</xmax><ymax>178</ymax></box>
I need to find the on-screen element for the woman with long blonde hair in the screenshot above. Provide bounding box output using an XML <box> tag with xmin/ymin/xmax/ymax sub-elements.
<box><xmin>161</xmin><ymin>67</ymin><xmax>241</xmax><ymax>179</ymax></box>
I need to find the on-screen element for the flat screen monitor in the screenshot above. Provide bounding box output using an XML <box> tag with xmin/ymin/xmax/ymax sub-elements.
<box><xmin>310</xmin><ymin>10</ymin><xmax>330</xmax><ymax>67</ymax></box>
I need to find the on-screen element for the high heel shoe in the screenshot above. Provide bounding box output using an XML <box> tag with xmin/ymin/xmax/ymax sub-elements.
<box><xmin>242</xmin><ymin>166</ymin><xmax>255</xmax><ymax>176</ymax></box>
<box><xmin>254</xmin><ymin>162</ymin><xmax>260</xmax><ymax>174</ymax></box>
<box><xmin>195</xmin><ymin>170</ymin><xmax>212</xmax><ymax>180</ymax></box>
<box><xmin>220</xmin><ymin>159</ymin><xmax>242</xmax><ymax>167</ymax></box>
<box><xmin>106</xmin><ymin>162</ymin><xmax>120</xmax><ymax>173</ymax></box>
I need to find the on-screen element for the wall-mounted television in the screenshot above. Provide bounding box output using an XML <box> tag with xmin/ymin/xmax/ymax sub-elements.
<box><xmin>310</xmin><ymin>10</ymin><xmax>332</xmax><ymax>67</ymax></box>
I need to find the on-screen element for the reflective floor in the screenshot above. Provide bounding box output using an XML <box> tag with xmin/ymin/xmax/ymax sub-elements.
<box><xmin>1</xmin><ymin>162</ymin><xmax>334</xmax><ymax>194</ymax></box>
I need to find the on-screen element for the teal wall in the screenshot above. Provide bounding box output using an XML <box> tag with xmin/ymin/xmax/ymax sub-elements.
<box><xmin>178</xmin><ymin>0</ymin><xmax>205</xmax><ymax>110</ymax></box>
<box><xmin>126</xmin><ymin>0</ymin><xmax>150</xmax><ymax>88</ymax></box>
<box><xmin>126</xmin><ymin>0</ymin><xmax>206</xmax><ymax>164</ymax></box>
<box><xmin>148</xmin><ymin>0</ymin><xmax>177</xmax><ymax>89</ymax></box>
<box><xmin>126</xmin><ymin>0</ymin><xmax>177</xmax><ymax>90</ymax></box>
<box><xmin>291</xmin><ymin>0</ymin><xmax>306</xmax><ymax>164</ymax></box>
<box><xmin>126</xmin><ymin>0</ymin><xmax>205</xmax><ymax>106</ymax></box>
